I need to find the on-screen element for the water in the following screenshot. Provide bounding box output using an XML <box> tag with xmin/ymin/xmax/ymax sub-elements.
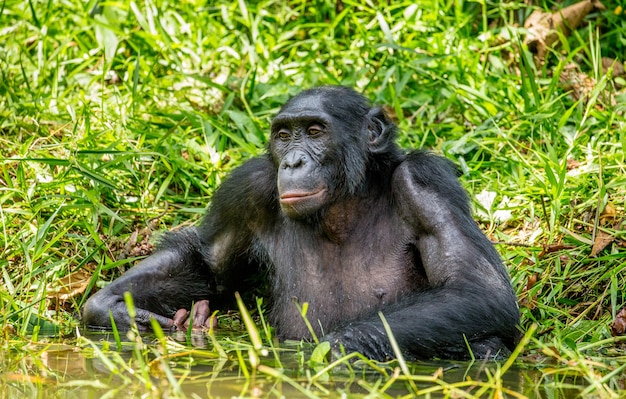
<box><xmin>0</xmin><ymin>330</ymin><xmax>595</xmax><ymax>398</ymax></box>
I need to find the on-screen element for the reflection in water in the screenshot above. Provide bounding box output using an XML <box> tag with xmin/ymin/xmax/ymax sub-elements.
<box><xmin>0</xmin><ymin>330</ymin><xmax>588</xmax><ymax>398</ymax></box>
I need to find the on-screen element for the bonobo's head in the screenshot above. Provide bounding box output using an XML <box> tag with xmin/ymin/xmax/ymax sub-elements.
<box><xmin>270</xmin><ymin>86</ymin><xmax>400</xmax><ymax>219</ymax></box>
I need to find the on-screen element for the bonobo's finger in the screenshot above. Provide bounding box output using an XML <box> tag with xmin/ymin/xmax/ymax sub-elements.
<box><xmin>134</xmin><ymin>309</ymin><xmax>175</xmax><ymax>331</ymax></box>
<box><xmin>172</xmin><ymin>308</ymin><xmax>189</xmax><ymax>330</ymax></box>
<box><xmin>188</xmin><ymin>299</ymin><xmax>210</xmax><ymax>328</ymax></box>
<box><xmin>152</xmin><ymin>315</ymin><xmax>175</xmax><ymax>330</ymax></box>
<box><xmin>204</xmin><ymin>313</ymin><xmax>218</xmax><ymax>330</ymax></box>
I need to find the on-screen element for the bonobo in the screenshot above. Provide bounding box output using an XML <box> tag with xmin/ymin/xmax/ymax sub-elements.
<box><xmin>83</xmin><ymin>86</ymin><xmax>519</xmax><ymax>360</ymax></box>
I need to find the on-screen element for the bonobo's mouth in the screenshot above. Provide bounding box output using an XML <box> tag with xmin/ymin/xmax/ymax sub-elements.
<box><xmin>279</xmin><ymin>188</ymin><xmax>326</xmax><ymax>205</ymax></box>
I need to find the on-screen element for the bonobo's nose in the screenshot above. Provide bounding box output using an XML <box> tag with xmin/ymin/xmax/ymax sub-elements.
<box><xmin>281</xmin><ymin>151</ymin><xmax>308</xmax><ymax>170</ymax></box>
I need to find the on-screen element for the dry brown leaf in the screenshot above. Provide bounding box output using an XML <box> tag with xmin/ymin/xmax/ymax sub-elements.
<box><xmin>590</xmin><ymin>229</ymin><xmax>615</xmax><ymax>256</ymax></box>
<box><xmin>566</xmin><ymin>158</ymin><xmax>581</xmax><ymax>170</ymax></box>
<box><xmin>599</xmin><ymin>202</ymin><xmax>617</xmax><ymax>223</ymax></box>
<box><xmin>520</xmin><ymin>273</ymin><xmax>539</xmax><ymax>310</ymax></box>
<box><xmin>611</xmin><ymin>307</ymin><xmax>626</xmax><ymax>336</ymax></box>
<box><xmin>46</xmin><ymin>268</ymin><xmax>93</xmax><ymax>305</ymax></box>
<box><xmin>526</xmin><ymin>273</ymin><xmax>538</xmax><ymax>290</ymax></box>
<box><xmin>602</xmin><ymin>57</ymin><xmax>625</xmax><ymax>77</ymax></box>
<box><xmin>524</xmin><ymin>0</ymin><xmax>605</xmax><ymax>60</ymax></box>
<box><xmin>539</xmin><ymin>243</ymin><xmax>576</xmax><ymax>257</ymax></box>
<box><xmin>559</xmin><ymin>63</ymin><xmax>597</xmax><ymax>102</ymax></box>
<box><xmin>590</xmin><ymin>203</ymin><xmax>622</xmax><ymax>256</ymax></box>
<box><xmin>25</xmin><ymin>346</ymin><xmax>87</xmax><ymax>377</ymax></box>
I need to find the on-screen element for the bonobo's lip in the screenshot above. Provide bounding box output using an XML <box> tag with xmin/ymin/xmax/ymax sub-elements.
<box><xmin>279</xmin><ymin>188</ymin><xmax>326</xmax><ymax>205</ymax></box>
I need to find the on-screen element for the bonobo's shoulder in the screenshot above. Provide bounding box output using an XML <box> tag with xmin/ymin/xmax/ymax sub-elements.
<box><xmin>395</xmin><ymin>150</ymin><xmax>462</xmax><ymax>188</ymax></box>
<box><xmin>392</xmin><ymin>150</ymin><xmax>470</xmax><ymax>212</ymax></box>
<box><xmin>226</xmin><ymin>155</ymin><xmax>275</xmax><ymax>182</ymax></box>
<box><xmin>197</xmin><ymin>155</ymin><xmax>276</xmax><ymax>237</ymax></box>
<box><xmin>212</xmin><ymin>155</ymin><xmax>277</xmax><ymax>205</ymax></box>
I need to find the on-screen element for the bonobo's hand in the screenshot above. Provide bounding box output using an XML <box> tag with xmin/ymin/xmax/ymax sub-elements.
<box><xmin>322</xmin><ymin>324</ymin><xmax>395</xmax><ymax>362</ymax></box>
<box><xmin>171</xmin><ymin>300</ymin><xmax>218</xmax><ymax>331</ymax></box>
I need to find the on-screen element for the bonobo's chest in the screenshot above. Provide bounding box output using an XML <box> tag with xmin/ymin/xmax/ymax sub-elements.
<box><xmin>257</xmin><ymin>202</ymin><xmax>424</xmax><ymax>339</ymax></box>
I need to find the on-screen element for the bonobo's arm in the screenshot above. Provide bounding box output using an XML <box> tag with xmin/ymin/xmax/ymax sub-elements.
<box><xmin>81</xmin><ymin>237</ymin><xmax>213</xmax><ymax>330</ymax></box>
<box><xmin>325</xmin><ymin>151</ymin><xmax>519</xmax><ymax>360</ymax></box>
<box><xmin>82</xmin><ymin>157</ymin><xmax>277</xmax><ymax>331</ymax></box>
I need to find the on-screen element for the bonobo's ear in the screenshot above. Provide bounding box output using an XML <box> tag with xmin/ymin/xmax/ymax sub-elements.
<box><xmin>366</xmin><ymin>107</ymin><xmax>396</xmax><ymax>154</ymax></box>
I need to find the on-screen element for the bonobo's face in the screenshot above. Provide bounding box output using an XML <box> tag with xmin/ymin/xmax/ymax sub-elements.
<box><xmin>270</xmin><ymin>93</ymin><xmax>332</xmax><ymax>219</ymax></box>
<box><xmin>270</xmin><ymin>87</ymin><xmax>374</xmax><ymax>220</ymax></box>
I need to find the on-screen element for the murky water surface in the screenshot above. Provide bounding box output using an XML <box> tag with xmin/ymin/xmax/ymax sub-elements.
<box><xmin>0</xmin><ymin>330</ymin><xmax>595</xmax><ymax>398</ymax></box>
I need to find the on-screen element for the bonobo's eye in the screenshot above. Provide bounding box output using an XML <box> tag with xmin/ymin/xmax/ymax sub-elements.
<box><xmin>306</xmin><ymin>124</ymin><xmax>324</xmax><ymax>138</ymax></box>
<box><xmin>276</xmin><ymin>128</ymin><xmax>291</xmax><ymax>141</ymax></box>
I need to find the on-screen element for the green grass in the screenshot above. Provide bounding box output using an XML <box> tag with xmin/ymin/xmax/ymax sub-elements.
<box><xmin>1</xmin><ymin>0</ymin><xmax>625</xmax><ymax>397</ymax></box>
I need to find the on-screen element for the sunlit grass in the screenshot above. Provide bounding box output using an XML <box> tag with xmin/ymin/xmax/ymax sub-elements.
<box><xmin>1</xmin><ymin>0</ymin><xmax>625</xmax><ymax>397</ymax></box>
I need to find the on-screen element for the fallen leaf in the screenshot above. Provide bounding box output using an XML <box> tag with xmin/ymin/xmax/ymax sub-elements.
<box><xmin>590</xmin><ymin>205</ymin><xmax>620</xmax><ymax>256</ymax></box>
<box><xmin>520</xmin><ymin>273</ymin><xmax>540</xmax><ymax>310</ymax></box>
<box><xmin>590</xmin><ymin>229</ymin><xmax>614</xmax><ymax>256</ymax></box>
<box><xmin>599</xmin><ymin>202</ymin><xmax>617</xmax><ymax>223</ymax></box>
<box><xmin>40</xmin><ymin>348</ymin><xmax>87</xmax><ymax>376</ymax></box>
<box><xmin>559</xmin><ymin>63</ymin><xmax>597</xmax><ymax>102</ymax></box>
<box><xmin>4</xmin><ymin>324</ymin><xmax>16</xmax><ymax>335</ymax></box>
<box><xmin>46</xmin><ymin>268</ymin><xmax>93</xmax><ymax>306</ymax></box>
<box><xmin>610</xmin><ymin>307</ymin><xmax>626</xmax><ymax>336</ymax></box>
<box><xmin>566</xmin><ymin>158</ymin><xmax>581</xmax><ymax>170</ymax></box>
<box><xmin>602</xmin><ymin>57</ymin><xmax>625</xmax><ymax>77</ymax></box>
<box><xmin>539</xmin><ymin>243</ymin><xmax>576</xmax><ymax>257</ymax></box>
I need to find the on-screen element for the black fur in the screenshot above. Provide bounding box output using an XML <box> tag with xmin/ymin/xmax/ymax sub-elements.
<box><xmin>82</xmin><ymin>86</ymin><xmax>519</xmax><ymax>360</ymax></box>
